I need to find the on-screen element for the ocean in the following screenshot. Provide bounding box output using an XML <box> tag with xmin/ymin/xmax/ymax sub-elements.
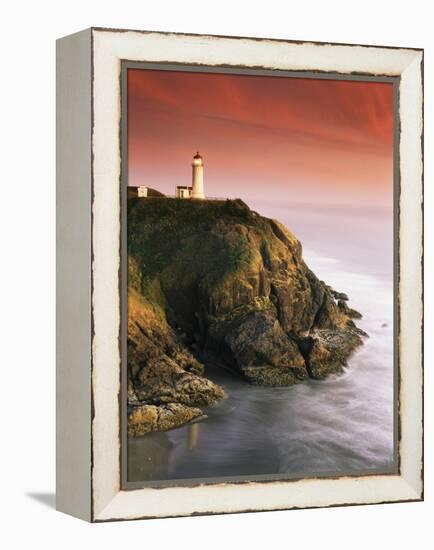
<box><xmin>128</xmin><ymin>200</ymin><xmax>396</xmax><ymax>483</ymax></box>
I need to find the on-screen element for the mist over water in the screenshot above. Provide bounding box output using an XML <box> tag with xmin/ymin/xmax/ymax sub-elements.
<box><xmin>128</xmin><ymin>201</ymin><xmax>395</xmax><ymax>482</ymax></box>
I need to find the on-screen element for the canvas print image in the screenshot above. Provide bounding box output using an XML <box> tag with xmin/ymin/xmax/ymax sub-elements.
<box><xmin>125</xmin><ymin>67</ymin><xmax>395</xmax><ymax>483</ymax></box>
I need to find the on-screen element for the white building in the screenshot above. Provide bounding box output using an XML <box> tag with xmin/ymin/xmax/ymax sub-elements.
<box><xmin>175</xmin><ymin>185</ymin><xmax>192</xmax><ymax>198</ymax></box>
<box><xmin>176</xmin><ymin>152</ymin><xmax>205</xmax><ymax>199</ymax></box>
<box><xmin>137</xmin><ymin>186</ymin><xmax>148</xmax><ymax>197</ymax></box>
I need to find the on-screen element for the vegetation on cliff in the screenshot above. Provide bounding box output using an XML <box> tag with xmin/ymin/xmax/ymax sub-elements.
<box><xmin>127</xmin><ymin>195</ymin><xmax>366</xmax><ymax>436</ymax></box>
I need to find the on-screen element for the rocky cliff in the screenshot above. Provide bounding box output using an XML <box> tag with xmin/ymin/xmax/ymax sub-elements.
<box><xmin>127</xmin><ymin>195</ymin><xmax>366</xmax><ymax>436</ymax></box>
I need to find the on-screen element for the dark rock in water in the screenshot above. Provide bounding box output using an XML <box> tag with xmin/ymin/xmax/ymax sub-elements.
<box><xmin>349</xmin><ymin>309</ymin><xmax>362</xmax><ymax>320</ymax></box>
<box><xmin>298</xmin><ymin>327</ymin><xmax>366</xmax><ymax>379</ymax></box>
<box><xmin>128</xmin><ymin>403</ymin><xmax>203</xmax><ymax>437</ymax></box>
<box><xmin>209</xmin><ymin>309</ymin><xmax>309</xmax><ymax>385</ymax></box>
<box><xmin>331</xmin><ymin>290</ymin><xmax>349</xmax><ymax>301</ymax></box>
<box><xmin>337</xmin><ymin>299</ymin><xmax>363</xmax><ymax>319</ymax></box>
<box><xmin>127</xmin><ymin>287</ymin><xmax>225</xmax><ymax>436</ymax></box>
<box><xmin>127</xmin><ymin>197</ymin><xmax>367</xmax><ymax>434</ymax></box>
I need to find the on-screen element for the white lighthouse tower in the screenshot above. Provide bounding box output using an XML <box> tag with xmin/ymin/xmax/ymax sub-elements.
<box><xmin>191</xmin><ymin>152</ymin><xmax>205</xmax><ymax>199</ymax></box>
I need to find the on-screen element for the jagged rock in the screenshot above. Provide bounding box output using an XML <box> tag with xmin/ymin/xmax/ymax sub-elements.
<box><xmin>127</xmin><ymin>197</ymin><xmax>367</xmax><ymax>433</ymax></box>
<box><xmin>337</xmin><ymin>299</ymin><xmax>363</xmax><ymax>319</ymax></box>
<box><xmin>128</xmin><ymin>402</ymin><xmax>203</xmax><ymax>437</ymax></box>
<box><xmin>331</xmin><ymin>290</ymin><xmax>349</xmax><ymax>301</ymax></box>
<box><xmin>299</xmin><ymin>328</ymin><xmax>365</xmax><ymax>379</ymax></box>
<box><xmin>208</xmin><ymin>309</ymin><xmax>308</xmax><ymax>384</ymax></box>
<box><xmin>127</xmin><ymin>288</ymin><xmax>225</xmax><ymax>435</ymax></box>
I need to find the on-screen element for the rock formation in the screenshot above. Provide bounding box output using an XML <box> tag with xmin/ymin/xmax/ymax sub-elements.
<box><xmin>127</xmin><ymin>195</ymin><xmax>367</xmax><ymax>436</ymax></box>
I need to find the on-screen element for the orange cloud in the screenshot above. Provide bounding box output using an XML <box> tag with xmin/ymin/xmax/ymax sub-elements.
<box><xmin>127</xmin><ymin>69</ymin><xmax>394</xmax><ymax>206</ymax></box>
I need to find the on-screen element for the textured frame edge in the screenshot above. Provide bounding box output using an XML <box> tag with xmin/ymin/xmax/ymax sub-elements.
<box><xmin>56</xmin><ymin>28</ymin><xmax>93</xmax><ymax>521</ymax></box>
<box><xmin>89</xmin><ymin>29</ymin><xmax>423</xmax><ymax>522</ymax></box>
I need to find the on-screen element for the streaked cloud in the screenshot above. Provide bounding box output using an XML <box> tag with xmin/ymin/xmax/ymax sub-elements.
<box><xmin>128</xmin><ymin>69</ymin><xmax>394</xmax><ymax>206</ymax></box>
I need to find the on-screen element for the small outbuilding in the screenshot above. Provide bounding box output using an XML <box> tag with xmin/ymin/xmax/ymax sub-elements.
<box><xmin>176</xmin><ymin>185</ymin><xmax>193</xmax><ymax>199</ymax></box>
<box><xmin>137</xmin><ymin>186</ymin><xmax>148</xmax><ymax>197</ymax></box>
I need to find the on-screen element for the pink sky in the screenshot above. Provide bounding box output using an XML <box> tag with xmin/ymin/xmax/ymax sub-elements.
<box><xmin>127</xmin><ymin>69</ymin><xmax>394</xmax><ymax>207</ymax></box>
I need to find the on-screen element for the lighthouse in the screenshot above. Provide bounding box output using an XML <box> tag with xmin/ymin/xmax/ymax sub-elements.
<box><xmin>191</xmin><ymin>152</ymin><xmax>205</xmax><ymax>199</ymax></box>
<box><xmin>175</xmin><ymin>152</ymin><xmax>206</xmax><ymax>199</ymax></box>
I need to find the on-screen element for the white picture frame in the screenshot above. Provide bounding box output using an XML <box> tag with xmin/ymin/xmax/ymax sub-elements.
<box><xmin>56</xmin><ymin>27</ymin><xmax>423</xmax><ymax>522</ymax></box>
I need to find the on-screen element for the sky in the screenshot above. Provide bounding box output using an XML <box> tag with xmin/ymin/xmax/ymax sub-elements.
<box><xmin>127</xmin><ymin>68</ymin><xmax>394</xmax><ymax>207</ymax></box>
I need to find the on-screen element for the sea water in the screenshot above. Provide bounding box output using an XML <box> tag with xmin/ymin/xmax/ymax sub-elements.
<box><xmin>128</xmin><ymin>201</ymin><xmax>395</xmax><ymax>482</ymax></box>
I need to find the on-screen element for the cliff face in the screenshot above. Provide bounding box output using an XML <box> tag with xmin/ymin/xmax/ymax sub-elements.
<box><xmin>127</xmin><ymin>197</ymin><xmax>366</xmax><ymax>436</ymax></box>
<box><xmin>127</xmin><ymin>288</ymin><xmax>225</xmax><ymax>436</ymax></box>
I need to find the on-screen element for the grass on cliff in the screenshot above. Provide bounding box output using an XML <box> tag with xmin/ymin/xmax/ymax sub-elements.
<box><xmin>128</xmin><ymin>197</ymin><xmax>259</xmax><ymax>296</ymax></box>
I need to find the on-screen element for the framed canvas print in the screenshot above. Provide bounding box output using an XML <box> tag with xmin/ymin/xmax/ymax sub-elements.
<box><xmin>56</xmin><ymin>28</ymin><xmax>423</xmax><ymax>522</ymax></box>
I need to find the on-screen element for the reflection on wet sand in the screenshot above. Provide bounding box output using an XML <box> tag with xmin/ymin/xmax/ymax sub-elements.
<box><xmin>127</xmin><ymin>431</ymin><xmax>172</xmax><ymax>482</ymax></box>
<box><xmin>127</xmin><ymin>421</ymin><xmax>202</xmax><ymax>481</ymax></box>
<box><xmin>188</xmin><ymin>423</ymin><xmax>200</xmax><ymax>451</ymax></box>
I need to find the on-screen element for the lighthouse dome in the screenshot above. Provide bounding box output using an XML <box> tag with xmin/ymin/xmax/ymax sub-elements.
<box><xmin>192</xmin><ymin>151</ymin><xmax>203</xmax><ymax>167</ymax></box>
